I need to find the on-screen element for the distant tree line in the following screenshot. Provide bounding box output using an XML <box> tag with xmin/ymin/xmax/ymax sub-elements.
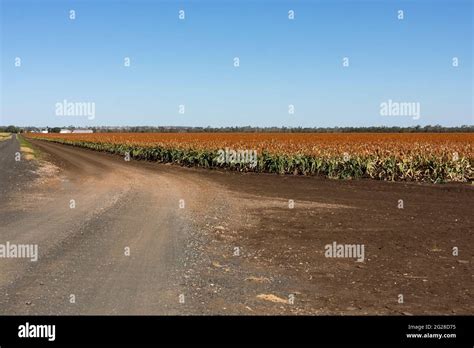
<box><xmin>3</xmin><ymin>125</ymin><xmax>473</xmax><ymax>133</ymax></box>
<box><xmin>0</xmin><ymin>126</ymin><xmax>64</xmax><ymax>133</ymax></box>
<box><xmin>91</xmin><ymin>125</ymin><xmax>473</xmax><ymax>133</ymax></box>
<box><xmin>0</xmin><ymin>125</ymin><xmax>21</xmax><ymax>133</ymax></box>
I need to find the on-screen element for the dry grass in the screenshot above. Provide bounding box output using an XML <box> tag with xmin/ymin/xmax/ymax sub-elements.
<box><xmin>0</xmin><ymin>133</ymin><xmax>11</xmax><ymax>141</ymax></box>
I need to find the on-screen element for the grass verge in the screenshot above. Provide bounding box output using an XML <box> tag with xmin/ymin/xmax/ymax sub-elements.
<box><xmin>0</xmin><ymin>132</ymin><xmax>12</xmax><ymax>142</ymax></box>
<box><xmin>18</xmin><ymin>134</ymin><xmax>37</xmax><ymax>160</ymax></box>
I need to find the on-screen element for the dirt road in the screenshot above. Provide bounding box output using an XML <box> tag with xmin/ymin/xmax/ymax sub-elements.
<box><xmin>0</xmin><ymin>136</ymin><xmax>472</xmax><ymax>314</ymax></box>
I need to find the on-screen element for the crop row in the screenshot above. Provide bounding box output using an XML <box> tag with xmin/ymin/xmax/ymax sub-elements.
<box><xmin>26</xmin><ymin>133</ymin><xmax>473</xmax><ymax>183</ymax></box>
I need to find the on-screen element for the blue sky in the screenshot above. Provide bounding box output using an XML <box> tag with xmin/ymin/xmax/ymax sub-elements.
<box><xmin>1</xmin><ymin>0</ymin><xmax>472</xmax><ymax>127</ymax></box>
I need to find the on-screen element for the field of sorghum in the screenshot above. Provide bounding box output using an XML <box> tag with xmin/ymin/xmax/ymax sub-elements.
<box><xmin>26</xmin><ymin>133</ymin><xmax>473</xmax><ymax>183</ymax></box>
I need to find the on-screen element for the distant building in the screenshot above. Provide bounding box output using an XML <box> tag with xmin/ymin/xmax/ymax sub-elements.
<box><xmin>40</xmin><ymin>129</ymin><xmax>48</xmax><ymax>134</ymax></box>
<box><xmin>60</xmin><ymin>129</ymin><xmax>72</xmax><ymax>133</ymax></box>
<box><xmin>72</xmin><ymin>129</ymin><xmax>93</xmax><ymax>134</ymax></box>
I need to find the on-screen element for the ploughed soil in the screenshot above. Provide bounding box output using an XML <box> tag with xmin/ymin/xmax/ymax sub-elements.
<box><xmin>0</xmin><ymin>138</ymin><xmax>472</xmax><ymax>315</ymax></box>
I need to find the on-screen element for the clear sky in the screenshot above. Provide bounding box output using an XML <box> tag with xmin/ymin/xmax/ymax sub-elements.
<box><xmin>1</xmin><ymin>0</ymin><xmax>472</xmax><ymax>127</ymax></box>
